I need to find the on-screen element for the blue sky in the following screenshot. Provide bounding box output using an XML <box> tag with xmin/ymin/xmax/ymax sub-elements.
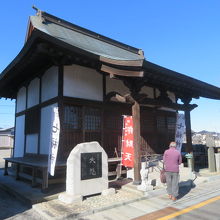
<box><xmin>0</xmin><ymin>0</ymin><xmax>220</xmax><ymax>132</ymax></box>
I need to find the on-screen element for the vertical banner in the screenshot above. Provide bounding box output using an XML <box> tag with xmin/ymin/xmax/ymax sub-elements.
<box><xmin>121</xmin><ymin>115</ymin><xmax>134</xmax><ymax>168</ymax></box>
<box><xmin>48</xmin><ymin>107</ymin><xmax>60</xmax><ymax>176</ymax></box>
<box><xmin>175</xmin><ymin>113</ymin><xmax>185</xmax><ymax>152</ymax></box>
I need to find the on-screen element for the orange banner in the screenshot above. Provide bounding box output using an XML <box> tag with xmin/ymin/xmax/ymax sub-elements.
<box><xmin>121</xmin><ymin>116</ymin><xmax>134</xmax><ymax>168</ymax></box>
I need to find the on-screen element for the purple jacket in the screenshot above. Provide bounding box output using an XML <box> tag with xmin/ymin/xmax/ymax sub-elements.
<box><xmin>163</xmin><ymin>147</ymin><xmax>182</xmax><ymax>172</ymax></box>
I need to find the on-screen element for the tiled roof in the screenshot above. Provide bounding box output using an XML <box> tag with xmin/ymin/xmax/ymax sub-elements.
<box><xmin>30</xmin><ymin>13</ymin><xmax>143</xmax><ymax>61</ymax></box>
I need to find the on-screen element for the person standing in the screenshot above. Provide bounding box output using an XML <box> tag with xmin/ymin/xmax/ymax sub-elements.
<box><xmin>163</xmin><ymin>141</ymin><xmax>182</xmax><ymax>201</ymax></box>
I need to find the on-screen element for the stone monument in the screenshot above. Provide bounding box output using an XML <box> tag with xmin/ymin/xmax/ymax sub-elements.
<box><xmin>59</xmin><ymin>141</ymin><xmax>109</xmax><ymax>204</ymax></box>
<box><xmin>208</xmin><ymin>147</ymin><xmax>216</xmax><ymax>172</ymax></box>
<box><xmin>206</xmin><ymin>135</ymin><xmax>217</xmax><ymax>172</ymax></box>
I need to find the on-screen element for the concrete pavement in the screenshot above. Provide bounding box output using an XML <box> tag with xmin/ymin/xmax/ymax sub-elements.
<box><xmin>1</xmin><ymin>157</ymin><xmax>220</xmax><ymax>220</ymax></box>
<box><xmin>74</xmin><ymin>178</ymin><xmax>220</xmax><ymax>220</ymax></box>
<box><xmin>0</xmin><ymin>186</ymin><xmax>45</xmax><ymax>220</ymax></box>
<box><xmin>31</xmin><ymin>169</ymin><xmax>220</xmax><ymax>220</ymax></box>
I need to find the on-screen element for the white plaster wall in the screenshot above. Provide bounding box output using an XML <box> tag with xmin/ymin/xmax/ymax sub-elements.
<box><xmin>155</xmin><ymin>88</ymin><xmax>160</xmax><ymax>98</ymax></box>
<box><xmin>14</xmin><ymin>115</ymin><xmax>25</xmax><ymax>157</ymax></box>
<box><xmin>167</xmin><ymin>91</ymin><xmax>176</xmax><ymax>103</ymax></box>
<box><xmin>155</xmin><ymin>89</ymin><xmax>175</xmax><ymax>102</ymax></box>
<box><xmin>106</xmin><ymin>78</ymin><xmax>154</xmax><ymax>100</ymax></box>
<box><xmin>41</xmin><ymin>66</ymin><xmax>58</xmax><ymax>102</ymax></box>
<box><xmin>27</xmin><ymin>78</ymin><xmax>40</xmax><ymax>108</ymax></box>
<box><xmin>140</xmin><ymin>86</ymin><xmax>154</xmax><ymax>99</ymax></box>
<box><xmin>40</xmin><ymin>103</ymin><xmax>58</xmax><ymax>155</ymax></box>
<box><xmin>106</xmin><ymin>76</ymin><xmax>130</xmax><ymax>96</ymax></box>
<box><xmin>26</xmin><ymin>134</ymin><xmax>38</xmax><ymax>154</ymax></box>
<box><xmin>16</xmin><ymin>87</ymin><xmax>26</xmax><ymax>113</ymax></box>
<box><xmin>64</xmin><ymin>65</ymin><xmax>103</xmax><ymax>101</ymax></box>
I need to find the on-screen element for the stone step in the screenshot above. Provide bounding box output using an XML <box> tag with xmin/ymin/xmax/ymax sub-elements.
<box><xmin>121</xmin><ymin>183</ymin><xmax>146</xmax><ymax>196</ymax></box>
<box><xmin>0</xmin><ymin>169</ymin><xmax>63</xmax><ymax>206</ymax></box>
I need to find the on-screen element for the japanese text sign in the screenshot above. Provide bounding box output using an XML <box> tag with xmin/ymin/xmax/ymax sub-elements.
<box><xmin>175</xmin><ymin>113</ymin><xmax>185</xmax><ymax>152</ymax></box>
<box><xmin>81</xmin><ymin>152</ymin><xmax>102</xmax><ymax>180</ymax></box>
<box><xmin>121</xmin><ymin>116</ymin><xmax>134</xmax><ymax>168</ymax></box>
<box><xmin>48</xmin><ymin>107</ymin><xmax>60</xmax><ymax>176</ymax></box>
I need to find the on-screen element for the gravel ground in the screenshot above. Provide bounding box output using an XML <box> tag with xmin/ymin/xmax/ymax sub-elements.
<box><xmin>33</xmin><ymin>189</ymin><xmax>146</xmax><ymax>219</ymax></box>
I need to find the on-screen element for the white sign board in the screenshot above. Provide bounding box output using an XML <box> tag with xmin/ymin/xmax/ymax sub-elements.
<box><xmin>175</xmin><ymin>113</ymin><xmax>185</xmax><ymax>152</ymax></box>
<box><xmin>48</xmin><ymin>107</ymin><xmax>60</xmax><ymax>176</ymax></box>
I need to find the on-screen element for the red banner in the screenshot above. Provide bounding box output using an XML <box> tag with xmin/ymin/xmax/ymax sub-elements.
<box><xmin>121</xmin><ymin>116</ymin><xmax>134</xmax><ymax>168</ymax></box>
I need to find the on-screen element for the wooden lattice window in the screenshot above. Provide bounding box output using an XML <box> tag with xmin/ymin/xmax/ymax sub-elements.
<box><xmin>64</xmin><ymin>105</ymin><xmax>82</xmax><ymax>129</ymax></box>
<box><xmin>167</xmin><ymin>116</ymin><xmax>176</xmax><ymax>132</ymax></box>
<box><xmin>84</xmin><ymin>107</ymin><xmax>101</xmax><ymax>131</ymax></box>
<box><xmin>84</xmin><ymin>107</ymin><xmax>101</xmax><ymax>143</ymax></box>
<box><xmin>63</xmin><ymin>104</ymin><xmax>102</xmax><ymax>146</ymax></box>
<box><xmin>157</xmin><ymin>116</ymin><xmax>166</xmax><ymax>131</ymax></box>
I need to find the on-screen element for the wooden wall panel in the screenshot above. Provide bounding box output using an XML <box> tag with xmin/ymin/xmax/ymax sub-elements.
<box><xmin>59</xmin><ymin>99</ymin><xmax>176</xmax><ymax>159</ymax></box>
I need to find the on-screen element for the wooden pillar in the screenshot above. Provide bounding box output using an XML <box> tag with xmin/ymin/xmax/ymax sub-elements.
<box><xmin>184</xmin><ymin>109</ymin><xmax>193</xmax><ymax>153</ymax></box>
<box><xmin>132</xmin><ymin>101</ymin><xmax>141</xmax><ymax>185</ymax></box>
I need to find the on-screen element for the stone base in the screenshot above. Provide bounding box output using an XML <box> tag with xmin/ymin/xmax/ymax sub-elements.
<box><xmin>137</xmin><ymin>184</ymin><xmax>154</xmax><ymax>191</ymax></box>
<box><xmin>137</xmin><ymin>184</ymin><xmax>147</xmax><ymax>191</ymax></box>
<box><xmin>127</xmin><ymin>168</ymin><xmax>134</xmax><ymax>179</ymax></box>
<box><xmin>58</xmin><ymin>192</ymin><xmax>82</xmax><ymax>204</ymax></box>
<box><xmin>101</xmin><ymin>188</ymin><xmax>116</xmax><ymax>196</ymax></box>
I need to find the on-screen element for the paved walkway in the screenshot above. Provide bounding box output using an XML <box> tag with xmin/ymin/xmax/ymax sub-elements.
<box><xmin>1</xmin><ymin>164</ymin><xmax>220</xmax><ymax>220</ymax></box>
<box><xmin>32</xmin><ymin>170</ymin><xmax>220</xmax><ymax>220</ymax></box>
<box><xmin>75</xmin><ymin>179</ymin><xmax>220</xmax><ymax>220</ymax></box>
<box><xmin>0</xmin><ymin>187</ymin><xmax>44</xmax><ymax>220</ymax></box>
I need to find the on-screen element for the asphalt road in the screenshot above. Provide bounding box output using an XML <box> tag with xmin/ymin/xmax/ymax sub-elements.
<box><xmin>169</xmin><ymin>196</ymin><xmax>220</xmax><ymax>220</ymax></box>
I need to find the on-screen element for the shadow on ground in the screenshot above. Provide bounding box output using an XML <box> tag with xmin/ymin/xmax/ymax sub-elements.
<box><xmin>109</xmin><ymin>178</ymin><xmax>133</xmax><ymax>190</ymax></box>
<box><xmin>0</xmin><ymin>188</ymin><xmax>30</xmax><ymax>220</ymax></box>
<box><xmin>177</xmin><ymin>180</ymin><xmax>196</xmax><ymax>199</ymax></box>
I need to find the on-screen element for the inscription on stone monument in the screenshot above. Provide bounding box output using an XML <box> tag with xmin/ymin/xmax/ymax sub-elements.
<box><xmin>81</xmin><ymin>152</ymin><xmax>102</xmax><ymax>180</ymax></box>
